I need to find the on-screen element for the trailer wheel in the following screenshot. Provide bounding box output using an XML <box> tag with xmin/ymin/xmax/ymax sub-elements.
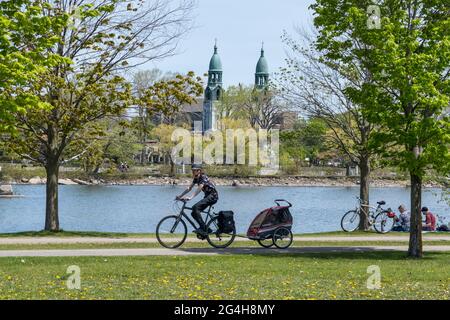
<box><xmin>273</xmin><ymin>227</ymin><xmax>293</xmax><ymax>249</ymax></box>
<box><xmin>257</xmin><ymin>238</ymin><xmax>274</xmax><ymax>248</ymax></box>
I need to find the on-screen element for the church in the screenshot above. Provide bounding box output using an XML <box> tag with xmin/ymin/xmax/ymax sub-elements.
<box><xmin>202</xmin><ymin>43</ymin><xmax>270</xmax><ymax>132</ymax></box>
<box><xmin>180</xmin><ymin>43</ymin><xmax>296</xmax><ymax>132</ymax></box>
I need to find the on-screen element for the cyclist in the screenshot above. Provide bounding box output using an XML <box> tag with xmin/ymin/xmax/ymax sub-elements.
<box><xmin>176</xmin><ymin>164</ymin><xmax>219</xmax><ymax>235</ymax></box>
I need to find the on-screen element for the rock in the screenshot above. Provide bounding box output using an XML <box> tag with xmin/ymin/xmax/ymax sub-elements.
<box><xmin>29</xmin><ymin>176</ymin><xmax>43</xmax><ymax>184</ymax></box>
<box><xmin>21</xmin><ymin>178</ymin><xmax>29</xmax><ymax>183</ymax></box>
<box><xmin>231</xmin><ymin>180</ymin><xmax>239</xmax><ymax>187</ymax></box>
<box><xmin>0</xmin><ymin>185</ymin><xmax>13</xmax><ymax>195</ymax></box>
<box><xmin>58</xmin><ymin>178</ymin><xmax>78</xmax><ymax>185</ymax></box>
<box><xmin>89</xmin><ymin>179</ymin><xmax>99</xmax><ymax>185</ymax></box>
<box><xmin>72</xmin><ymin>179</ymin><xmax>90</xmax><ymax>185</ymax></box>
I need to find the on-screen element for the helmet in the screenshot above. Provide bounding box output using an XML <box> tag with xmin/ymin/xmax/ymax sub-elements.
<box><xmin>191</xmin><ymin>164</ymin><xmax>203</xmax><ymax>170</ymax></box>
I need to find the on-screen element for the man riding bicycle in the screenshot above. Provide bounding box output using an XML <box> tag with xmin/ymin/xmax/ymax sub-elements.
<box><xmin>176</xmin><ymin>164</ymin><xmax>219</xmax><ymax>236</ymax></box>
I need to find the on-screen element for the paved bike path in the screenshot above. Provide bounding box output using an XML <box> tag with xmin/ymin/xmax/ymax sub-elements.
<box><xmin>0</xmin><ymin>245</ymin><xmax>449</xmax><ymax>257</ymax></box>
<box><xmin>0</xmin><ymin>235</ymin><xmax>449</xmax><ymax>244</ymax></box>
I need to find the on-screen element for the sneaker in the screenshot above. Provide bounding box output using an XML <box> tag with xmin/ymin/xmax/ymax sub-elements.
<box><xmin>193</xmin><ymin>228</ymin><xmax>206</xmax><ymax>235</ymax></box>
<box><xmin>196</xmin><ymin>233</ymin><xmax>206</xmax><ymax>240</ymax></box>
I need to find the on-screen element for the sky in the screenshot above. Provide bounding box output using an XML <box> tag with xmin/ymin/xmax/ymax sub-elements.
<box><xmin>141</xmin><ymin>0</ymin><xmax>316</xmax><ymax>88</ymax></box>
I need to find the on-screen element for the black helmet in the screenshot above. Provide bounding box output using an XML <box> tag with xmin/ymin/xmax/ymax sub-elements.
<box><xmin>421</xmin><ymin>207</ymin><xmax>428</xmax><ymax>212</ymax></box>
<box><xmin>191</xmin><ymin>164</ymin><xmax>203</xmax><ymax>170</ymax></box>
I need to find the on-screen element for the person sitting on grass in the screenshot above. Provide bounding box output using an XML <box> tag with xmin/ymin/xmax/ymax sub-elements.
<box><xmin>421</xmin><ymin>207</ymin><xmax>436</xmax><ymax>231</ymax></box>
<box><xmin>176</xmin><ymin>164</ymin><xmax>219</xmax><ymax>236</ymax></box>
<box><xmin>392</xmin><ymin>204</ymin><xmax>410</xmax><ymax>232</ymax></box>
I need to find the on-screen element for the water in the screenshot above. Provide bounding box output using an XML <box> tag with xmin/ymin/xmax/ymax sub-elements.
<box><xmin>0</xmin><ymin>185</ymin><xmax>448</xmax><ymax>234</ymax></box>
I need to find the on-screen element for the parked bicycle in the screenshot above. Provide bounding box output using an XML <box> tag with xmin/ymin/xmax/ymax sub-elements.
<box><xmin>341</xmin><ymin>197</ymin><xmax>395</xmax><ymax>233</ymax></box>
<box><xmin>156</xmin><ymin>199</ymin><xmax>236</xmax><ymax>249</ymax></box>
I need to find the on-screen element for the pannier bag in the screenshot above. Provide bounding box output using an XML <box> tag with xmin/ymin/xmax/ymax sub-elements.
<box><xmin>218</xmin><ymin>211</ymin><xmax>235</xmax><ymax>233</ymax></box>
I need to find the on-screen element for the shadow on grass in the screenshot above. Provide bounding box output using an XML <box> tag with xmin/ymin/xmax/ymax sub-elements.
<box><xmin>177</xmin><ymin>247</ymin><xmax>448</xmax><ymax>261</ymax></box>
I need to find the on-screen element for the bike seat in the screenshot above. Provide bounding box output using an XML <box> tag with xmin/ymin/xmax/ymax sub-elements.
<box><xmin>377</xmin><ymin>201</ymin><xmax>386</xmax><ymax>205</ymax></box>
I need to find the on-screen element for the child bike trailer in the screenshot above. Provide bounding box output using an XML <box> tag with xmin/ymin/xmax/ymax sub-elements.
<box><xmin>246</xmin><ymin>199</ymin><xmax>293</xmax><ymax>249</ymax></box>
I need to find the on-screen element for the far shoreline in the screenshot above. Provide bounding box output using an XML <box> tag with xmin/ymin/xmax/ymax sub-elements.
<box><xmin>6</xmin><ymin>175</ymin><xmax>446</xmax><ymax>189</ymax></box>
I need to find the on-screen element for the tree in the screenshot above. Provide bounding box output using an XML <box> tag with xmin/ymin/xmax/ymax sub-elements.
<box><xmin>0</xmin><ymin>0</ymin><xmax>68</xmax><ymax>132</ymax></box>
<box><xmin>73</xmin><ymin>117</ymin><xmax>141</xmax><ymax>175</ymax></box>
<box><xmin>293</xmin><ymin>118</ymin><xmax>328</xmax><ymax>164</ymax></box>
<box><xmin>280</xmin><ymin>118</ymin><xmax>328</xmax><ymax>173</ymax></box>
<box><xmin>1</xmin><ymin>0</ymin><xmax>196</xmax><ymax>231</ymax></box>
<box><xmin>136</xmin><ymin>71</ymin><xmax>203</xmax><ymax>126</ymax></box>
<box><xmin>312</xmin><ymin>0</ymin><xmax>450</xmax><ymax>257</ymax></box>
<box><xmin>218</xmin><ymin>85</ymin><xmax>285</xmax><ymax>130</ymax></box>
<box><xmin>278</xmin><ymin>29</ymin><xmax>378</xmax><ymax>229</ymax></box>
<box><xmin>245</xmin><ymin>89</ymin><xmax>285</xmax><ymax>130</ymax></box>
<box><xmin>218</xmin><ymin>85</ymin><xmax>253</xmax><ymax>120</ymax></box>
<box><xmin>151</xmin><ymin>124</ymin><xmax>179</xmax><ymax>176</ymax></box>
<box><xmin>132</xmin><ymin>69</ymin><xmax>176</xmax><ymax>164</ymax></box>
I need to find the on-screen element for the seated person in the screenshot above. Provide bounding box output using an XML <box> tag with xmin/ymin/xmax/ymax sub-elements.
<box><xmin>392</xmin><ymin>204</ymin><xmax>410</xmax><ymax>232</ymax></box>
<box><xmin>421</xmin><ymin>207</ymin><xmax>436</xmax><ymax>231</ymax></box>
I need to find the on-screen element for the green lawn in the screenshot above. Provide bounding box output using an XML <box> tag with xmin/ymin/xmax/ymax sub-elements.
<box><xmin>0</xmin><ymin>230</ymin><xmax>447</xmax><ymax>238</ymax></box>
<box><xmin>0</xmin><ymin>240</ymin><xmax>448</xmax><ymax>251</ymax></box>
<box><xmin>0</xmin><ymin>252</ymin><xmax>448</xmax><ymax>299</ymax></box>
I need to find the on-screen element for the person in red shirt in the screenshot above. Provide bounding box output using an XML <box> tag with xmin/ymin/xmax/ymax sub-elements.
<box><xmin>421</xmin><ymin>207</ymin><xmax>436</xmax><ymax>231</ymax></box>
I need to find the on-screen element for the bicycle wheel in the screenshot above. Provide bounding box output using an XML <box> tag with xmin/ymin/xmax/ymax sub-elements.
<box><xmin>341</xmin><ymin>210</ymin><xmax>361</xmax><ymax>232</ymax></box>
<box><xmin>257</xmin><ymin>237</ymin><xmax>274</xmax><ymax>248</ymax></box>
<box><xmin>273</xmin><ymin>227</ymin><xmax>293</xmax><ymax>249</ymax></box>
<box><xmin>156</xmin><ymin>215</ymin><xmax>187</xmax><ymax>248</ymax></box>
<box><xmin>206</xmin><ymin>217</ymin><xmax>236</xmax><ymax>248</ymax></box>
<box><xmin>374</xmin><ymin>212</ymin><xmax>395</xmax><ymax>234</ymax></box>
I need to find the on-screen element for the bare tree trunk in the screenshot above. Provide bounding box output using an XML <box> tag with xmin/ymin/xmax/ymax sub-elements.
<box><xmin>408</xmin><ymin>173</ymin><xmax>423</xmax><ymax>258</ymax></box>
<box><xmin>358</xmin><ymin>156</ymin><xmax>370</xmax><ymax>230</ymax></box>
<box><xmin>168</xmin><ymin>154</ymin><xmax>175</xmax><ymax>177</ymax></box>
<box><xmin>93</xmin><ymin>164</ymin><xmax>101</xmax><ymax>175</ymax></box>
<box><xmin>45</xmin><ymin>159</ymin><xmax>60</xmax><ymax>231</ymax></box>
<box><xmin>140</xmin><ymin>147</ymin><xmax>146</xmax><ymax>165</ymax></box>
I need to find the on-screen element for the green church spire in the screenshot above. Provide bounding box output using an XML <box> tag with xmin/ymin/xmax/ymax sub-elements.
<box><xmin>255</xmin><ymin>42</ymin><xmax>269</xmax><ymax>89</ymax></box>
<box><xmin>208</xmin><ymin>40</ymin><xmax>222</xmax><ymax>72</ymax></box>
<box><xmin>203</xmin><ymin>40</ymin><xmax>223</xmax><ymax>132</ymax></box>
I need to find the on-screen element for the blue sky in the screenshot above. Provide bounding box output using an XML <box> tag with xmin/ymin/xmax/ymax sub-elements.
<box><xmin>141</xmin><ymin>0</ymin><xmax>316</xmax><ymax>88</ymax></box>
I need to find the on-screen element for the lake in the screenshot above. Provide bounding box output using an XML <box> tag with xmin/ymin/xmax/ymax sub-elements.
<box><xmin>0</xmin><ymin>185</ymin><xmax>448</xmax><ymax>234</ymax></box>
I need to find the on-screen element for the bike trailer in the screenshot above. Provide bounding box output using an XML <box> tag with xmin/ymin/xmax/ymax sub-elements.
<box><xmin>246</xmin><ymin>200</ymin><xmax>293</xmax><ymax>240</ymax></box>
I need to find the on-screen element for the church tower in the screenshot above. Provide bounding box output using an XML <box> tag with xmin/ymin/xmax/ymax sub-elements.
<box><xmin>255</xmin><ymin>43</ymin><xmax>269</xmax><ymax>89</ymax></box>
<box><xmin>203</xmin><ymin>42</ymin><xmax>223</xmax><ymax>132</ymax></box>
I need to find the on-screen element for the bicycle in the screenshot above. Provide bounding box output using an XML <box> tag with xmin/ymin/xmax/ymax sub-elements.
<box><xmin>341</xmin><ymin>196</ymin><xmax>395</xmax><ymax>233</ymax></box>
<box><xmin>156</xmin><ymin>199</ymin><xmax>236</xmax><ymax>249</ymax></box>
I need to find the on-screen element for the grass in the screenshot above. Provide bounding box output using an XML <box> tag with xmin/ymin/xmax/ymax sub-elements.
<box><xmin>0</xmin><ymin>230</ymin><xmax>447</xmax><ymax>238</ymax></box>
<box><xmin>0</xmin><ymin>251</ymin><xmax>448</xmax><ymax>299</ymax></box>
<box><xmin>0</xmin><ymin>240</ymin><xmax>448</xmax><ymax>251</ymax></box>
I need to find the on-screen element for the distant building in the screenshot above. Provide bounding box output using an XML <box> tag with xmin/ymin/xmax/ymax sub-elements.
<box><xmin>179</xmin><ymin>42</ymin><xmax>297</xmax><ymax>132</ymax></box>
